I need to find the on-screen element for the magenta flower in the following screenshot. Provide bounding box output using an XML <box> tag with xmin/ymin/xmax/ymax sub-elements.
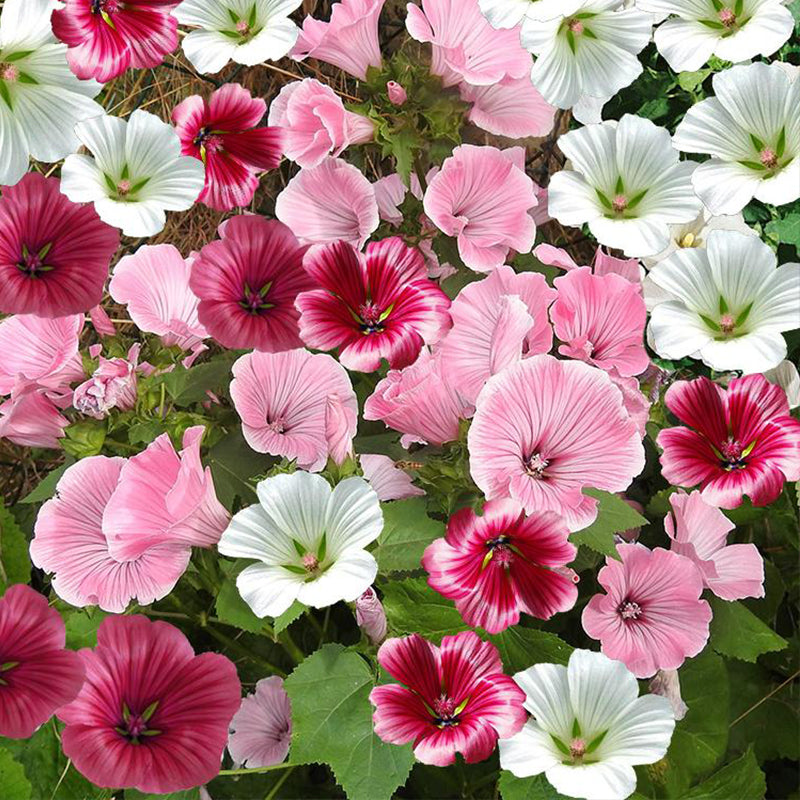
<box><xmin>292</xmin><ymin>0</ymin><xmax>383</xmax><ymax>80</ymax></box>
<box><xmin>228</xmin><ymin>677</ymin><xmax>292</xmax><ymax>769</ymax></box>
<box><xmin>230</xmin><ymin>349</ymin><xmax>358</xmax><ymax>471</ymax></box>
<box><xmin>189</xmin><ymin>215</ymin><xmax>314</xmax><ymax>351</ymax></box>
<box><xmin>582</xmin><ymin>544</ymin><xmax>712</xmax><ymax>678</ymax></box>
<box><xmin>468</xmin><ymin>355</ymin><xmax>645</xmax><ymax>531</ymax></box>
<box><xmin>296</xmin><ymin>237</ymin><xmax>451</xmax><ymax>372</ymax></box>
<box><xmin>370</xmin><ymin>631</ymin><xmax>526</xmax><ymax>766</ymax></box>
<box><xmin>355</xmin><ymin>586</ymin><xmax>388</xmax><ymax>645</ymax></box>
<box><xmin>57</xmin><ymin>615</ymin><xmax>241</xmax><ymax>793</ymax></box>
<box><xmin>52</xmin><ymin>0</ymin><xmax>181</xmax><ymax>83</ymax></box>
<box><xmin>423</xmin><ymin>500</ymin><xmax>578</xmax><ymax>634</ymax></box>
<box><xmin>423</xmin><ymin>145</ymin><xmax>538</xmax><ymax>272</ymax></box>
<box><xmin>73</xmin><ymin>344</ymin><xmax>141</xmax><ymax>419</ymax></box>
<box><xmin>31</xmin><ymin>456</ymin><xmax>193</xmax><ymax>613</ymax></box>
<box><xmin>550</xmin><ymin>267</ymin><xmax>649</xmax><ymax>377</ymax></box>
<box><xmin>360</xmin><ymin>454</ymin><xmax>425</xmax><ymax>501</ymax></box>
<box><xmin>173</xmin><ymin>84</ymin><xmax>283</xmax><ymax>212</ymax></box>
<box><xmin>0</xmin><ymin>380</ymin><xmax>70</xmax><ymax>449</ymax></box>
<box><xmin>0</xmin><ymin>173</ymin><xmax>119</xmax><ymax>318</ymax></box>
<box><xmin>665</xmin><ymin>490</ymin><xmax>764</xmax><ymax>601</ymax></box>
<box><xmin>657</xmin><ymin>374</ymin><xmax>800</xmax><ymax>509</ymax></box>
<box><xmin>0</xmin><ymin>584</ymin><xmax>85</xmax><ymax>739</ymax></box>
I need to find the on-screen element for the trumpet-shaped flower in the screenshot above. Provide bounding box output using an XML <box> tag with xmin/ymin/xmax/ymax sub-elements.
<box><xmin>228</xmin><ymin>676</ymin><xmax>292</xmax><ymax>768</ymax></box>
<box><xmin>0</xmin><ymin>379</ymin><xmax>70</xmax><ymax>448</ymax></box>
<box><xmin>360</xmin><ymin>454</ymin><xmax>425</xmax><ymax>501</ymax></box>
<box><xmin>72</xmin><ymin>344</ymin><xmax>141</xmax><ymax>419</ymax></box>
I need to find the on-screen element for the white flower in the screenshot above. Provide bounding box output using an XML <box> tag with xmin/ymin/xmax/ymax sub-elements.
<box><xmin>521</xmin><ymin>0</ymin><xmax>652</xmax><ymax>120</ymax></box>
<box><xmin>638</xmin><ymin>0</ymin><xmax>794</xmax><ymax>73</ymax></box>
<box><xmin>479</xmin><ymin>0</ymin><xmax>583</xmax><ymax>29</ymax></box>
<box><xmin>672</xmin><ymin>61</ymin><xmax>800</xmax><ymax>214</ymax></box>
<box><xmin>645</xmin><ymin>230</ymin><xmax>800</xmax><ymax>374</ymax></box>
<box><xmin>764</xmin><ymin>360</ymin><xmax>800</xmax><ymax>409</ymax></box>
<box><xmin>218</xmin><ymin>471</ymin><xmax>384</xmax><ymax>618</ymax></box>
<box><xmin>60</xmin><ymin>110</ymin><xmax>205</xmax><ymax>238</ymax></box>
<box><xmin>548</xmin><ymin>115</ymin><xmax>703</xmax><ymax>257</ymax></box>
<box><xmin>0</xmin><ymin>0</ymin><xmax>103</xmax><ymax>186</ymax></box>
<box><xmin>175</xmin><ymin>0</ymin><xmax>301</xmax><ymax>74</ymax></box>
<box><xmin>500</xmin><ymin>649</ymin><xmax>675</xmax><ymax>800</ymax></box>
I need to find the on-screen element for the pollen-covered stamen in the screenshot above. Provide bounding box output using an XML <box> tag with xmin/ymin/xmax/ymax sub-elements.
<box><xmin>114</xmin><ymin>701</ymin><xmax>161</xmax><ymax>744</ymax></box>
<box><xmin>569</xmin><ymin>737</ymin><xmax>587</xmax><ymax>760</ymax></box>
<box><xmin>612</xmin><ymin>194</ymin><xmax>629</xmax><ymax>214</ymax></box>
<box><xmin>431</xmin><ymin>694</ymin><xmax>465</xmax><ymax>727</ymax></box>
<box><xmin>524</xmin><ymin>452</ymin><xmax>549</xmax><ymax>478</ymax></box>
<box><xmin>239</xmin><ymin>282</ymin><xmax>274</xmax><ymax>315</ymax></box>
<box><xmin>92</xmin><ymin>0</ymin><xmax>120</xmax><ymax>14</ymax></box>
<box><xmin>680</xmin><ymin>231</ymin><xmax>696</xmax><ymax>248</ymax></box>
<box><xmin>236</xmin><ymin>19</ymin><xmax>251</xmax><ymax>35</ymax></box>
<box><xmin>266</xmin><ymin>416</ymin><xmax>286</xmax><ymax>433</ymax></box>
<box><xmin>719</xmin><ymin>313</ymin><xmax>736</xmax><ymax>335</ymax></box>
<box><xmin>567</xmin><ymin>18</ymin><xmax>584</xmax><ymax>34</ymax></box>
<box><xmin>619</xmin><ymin>600</ymin><xmax>642</xmax><ymax>620</ymax></box>
<box><xmin>358</xmin><ymin>302</ymin><xmax>385</xmax><ymax>334</ymax></box>
<box><xmin>719</xmin><ymin>436</ymin><xmax>752</xmax><ymax>470</ymax></box>
<box><xmin>1</xmin><ymin>63</ymin><xmax>19</xmax><ymax>82</ymax></box>
<box><xmin>302</xmin><ymin>552</ymin><xmax>320</xmax><ymax>572</ymax></box>
<box><xmin>760</xmin><ymin>148</ymin><xmax>778</xmax><ymax>169</ymax></box>
<box><xmin>193</xmin><ymin>128</ymin><xmax>224</xmax><ymax>154</ymax></box>
<box><xmin>116</xmin><ymin>179</ymin><xmax>132</xmax><ymax>197</ymax></box>
<box><xmin>718</xmin><ymin>7</ymin><xmax>736</xmax><ymax>26</ymax></box>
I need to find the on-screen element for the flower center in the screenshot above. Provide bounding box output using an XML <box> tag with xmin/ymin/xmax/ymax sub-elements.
<box><xmin>0</xmin><ymin>63</ymin><xmax>18</xmax><ymax>82</ymax></box>
<box><xmin>612</xmin><ymin>194</ymin><xmax>628</xmax><ymax>213</ymax></box>
<box><xmin>358</xmin><ymin>302</ymin><xmax>385</xmax><ymax>334</ymax></box>
<box><xmin>680</xmin><ymin>231</ymin><xmax>697</xmax><ymax>248</ymax></box>
<box><xmin>0</xmin><ymin>660</ymin><xmax>19</xmax><ymax>686</ymax></box>
<box><xmin>567</xmin><ymin>18</ymin><xmax>584</xmax><ymax>34</ymax></box>
<box><xmin>267</xmin><ymin>416</ymin><xmax>286</xmax><ymax>433</ymax></box>
<box><xmin>16</xmin><ymin>243</ymin><xmax>54</xmax><ymax>277</ymax></box>
<box><xmin>718</xmin><ymin>436</ymin><xmax>754</xmax><ymax>471</ymax></box>
<box><xmin>569</xmin><ymin>737</ymin><xmax>587</xmax><ymax>760</ymax></box>
<box><xmin>618</xmin><ymin>600</ymin><xmax>642</xmax><ymax>620</ymax></box>
<box><xmin>236</xmin><ymin>19</ymin><xmax>251</xmax><ymax>35</ymax></box>
<box><xmin>116</xmin><ymin>179</ymin><xmax>132</xmax><ymax>197</ymax></box>
<box><xmin>431</xmin><ymin>694</ymin><xmax>465</xmax><ymax>727</ymax></box>
<box><xmin>239</xmin><ymin>281</ymin><xmax>274</xmax><ymax>315</ymax></box>
<box><xmin>92</xmin><ymin>0</ymin><xmax>120</xmax><ymax>17</ymax></box>
<box><xmin>524</xmin><ymin>452</ymin><xmax>549</xmax><ymax>478</ymax></box>
<box><xmin>759</xmin><ymin>147</ymin><xmax>778</xmax><ymax>169</ymax></box>
<box><xmin>484</xmin><ymin>536</ymin><xmax>514</xmax><ymax>568</ymax></box>
<box><xmin>719</xmin><ymin>313</ymin><xmax>736</xmax><ymax>335</ymax></box>
<box><xmin>114</xmin><ymin>701</ymin><xmax>161</xmax><ymax>744</ymax></box>
<box><xmin>193</xmin><ymin>127</ymin><xmax>225</xmax><ymax>156</ymax></box>
<box><xmin>302</xmin><ymin>552</ymin><xmax>320</xmax><ymax>572</ymax></box>
<box><xmin>718</xmin><ymin>7</ymin><xmax>736</xmax><ymax>26</ymax></box>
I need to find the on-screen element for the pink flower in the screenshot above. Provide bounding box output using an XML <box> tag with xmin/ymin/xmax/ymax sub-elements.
<box><xmin>89</xmin><ymin>304</ymin><xmax>117</xmax><ymax>337</ymax></box>
<box><xmin>582</xmin><ymin>544</ymin><xmax>712</xmax><ymax>678</ymax></box>
<box><xmin>406</xmin><ymin>0</ymin><xmax>531</xmax><ymax>87</ymax></box>
<box><xmin>275</xmin><ymin>157</ymin><xmax>380</xmax><ymax>249</ymax></box>
<box><xmin>109</xmin><ymin>244</ymin><xmax>208</xmax><ymax>351</ymax></box>
<box><xmin>31</xmin><ymin>456</ymin><xmax>193</xmax><ymax>613</ymax></box>
<box><xmin>535</xmin><ymin>245</ymin><xmax>642</xmax><ymax>286</ymax></box>
<box><xmin>360</xmin><ymin>454</ymin><xmax>425</xmax><ymax>501</ymax></box>
<box><xmin>665</xmin><ymin>490</ymin><xmax>764</xmax><ymax>601</ymax></box>
<box><xmin>173</xmin><ymin>84</ymin><xmax>283</xmax><ymax>212</ymax></box>
<box><xmin>370</xmin><ymin>631</ymin><xmax>526</xmax><ymax>766</ymax></box>
<box><xmin>268</xmin><ymin>78</ymin><xmax>373</xmax><ymax>168</ymax></box>
<box><xmin>73</xmin><ymin>344</ymin><xmax>141</xmax><ymax>419</ymax></box>
<box><xmin>468</xmin><ymin>355</ymin><xmax>645</xmax><ymax>531</ymax></box>
<box><xmin>189</xmin><ymin>216</ymin><xmax>314</xmax><ymax>351</ymax></box>
<box><xmin>230</xmin><ymin>349</ymin><xmax>357</xmax><ymax>471</ymax></box>
<box><xmin>0</xmin><ymin>584</ymin><xmax>85</xmax><ymax>739</ymax></box>
<box><xmin>439</xmin><ymin>265</ymin><xmax>556</xmax><ymax>405</ymax></box>
<box><xmin>657</xmin><ymin>375</ymin><xmax>800</xmax><ymax>508</ymax></box>
<box><xmin>608</xmin><ymin>371</ymin><xmax>651</xmax><ymax>439</ymax></box>
<box><xmin>296</xmin><ymin>237</ymin><xmax>451</xmax><ymax>372</ymax></box>
<box><xmin>423</xmin><ymin>145</ymin><xmax>538</xmax><ymax>272</ymax></box>
<box><xmin>228</xmin><ymin>676</ymin><xmax>291</xmax><ymax>769</ymax></box>
<box><xmin>364</xmin><ymin>349</ymin><xmax>470</xmax><ymax>448</ymax></box>
<box><xmin>0</xmin><ymin>380</ymin><xmax>70</xmax><ymax>449</ymax></box>
<box><xmin>292</xmin><ymin>0</ymin><xmax>383</xmax><ymax>80</ymax></box>
<box><xmin>387</xmin><ymin>81</ymin><xmax>408</xmax><ymax>105</ymax></box>
<box><xmin>103</xmin><ymin>426</ymin><xmax>229</xmax><ymax>561</ymax></box>
<box><xmin>460</xmin><ymin>76</ymin><xmax>556</xmax><ymax>139</ymax></box>
<box><xmin>355</xmin><ymin>586</ymin><xmax>388</xmax><ymax>645</ymax></box>
<box><xmin>52</xmin><ymin>0</ymin><xmax>181</xmax><ymax>83</ymax></box>
<box><xmin>57</xmin><ymin>615</ymin><xmax>241</xmax><ymax>793</ymax></box>
<box><xmin>0</xmin><ymin>173</ymin><xmax>119</xmax><ymax>318</ymax></box>
<box><xmin>423</xmin><ymin>500</ymin><xmax>577</xmax><ymax>634</ymax></box>
<box><xmin>550</xmin><ymin>267</ymin><xmax>649</xmax><ymax>377</ymax></box>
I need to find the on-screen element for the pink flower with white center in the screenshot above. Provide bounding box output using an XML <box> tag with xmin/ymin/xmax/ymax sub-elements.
<box><xmin>355</xmin><ymin>586</ymin><xmax>388</xmax><ymax>644</ymax></box>
<box><xmin>292</xmin><ymin>0</ymin><xmax>383</xmax><ymax>80</ymax></box>
<box><xmin>439</xmin><ymin>265</ymin><xmax>556</xmax><ymax>406</ymax></box>
<box><xmin>0</xmin><ymin>379</ymin><xmax>70</xmax><ymax>449</ymax></box>
<box><xmin>423</xmin><ymin>499</ymin><xmax>578</xmax><ymax>634</ymax></box>
<box><xmin>73</xmin><ymin>344</ymin><xmax>141</xmax><ymax>419</ymax></box>
<box><xmin>189</xmin><ymin>216</ymin><xmax>314</xmax><ymax>352</ymax></box>
<box><xmin>0</xmin><ymin>584</ymin><xmax>85</xmax><ymax>739</ymax></box>
<box><xmin>230</xmin><ymin>349</ymin><xmax>358</xmax><ymax>472</ymax></box>
<box><xmin>423</xmin><ymin>145</ymin><xmax>538</xmax><ymax>272</ymax></box>
<box><xmin>296</xmin><ymin>237</ymin><xmax>451</xmax><ymax>372</ymax></box>
<box><xmin>52</xmin><ymin>0</ymin><xmax>181</xmax><ymax>83</ymax></box>
<box><xmin>364</xmin><ymin>349</ymin><xmax>470</xmax><ymax>448</ymax></box>
<box><xmin>173</xmin><ymin>84</ymin><xmax>283</xmax><ymax>212</ymax></box>
<box><xmin>228</xmin><ymin>676</ymin><xmax>291</xmax><ymax>769</ymax></box>
<box><xmin>360</xmin><ymin>454</ymin><xmax>425</xmax><ymax>501</ymax></box>
<box><xmin>268</xmin><ymin>78</ymin><xmax>373</xmax><ymax>169</ymax></box>
<box><xmin>658</xmin><ymin>374</ymin><xmax>800</xmax><ymax>509</ymax></box>
<box><xmin>31</xmin><ymin>456</ymin><xmax>193</xmax><ymax>613</ymax></box>
<box><xmin>370</xmin><ymin>631</ymin><xmax>526</xmax><ymax>766</ymax></box>
<box><xmin>406</xmin><ymin>0</ymin><xmax>531</xmax><ymax>87</ymax></box>
<box><xmin>665</xmin><ymin>490</ymin><xmax>764</xmax><ymax>601</ymax></box>
<box><xmin>386</xmin><ymin>81</ymin><xmax>408</xmax><ymax>105</ymax></box>
<box><xmin>57</xmin><ymin>616</ymin><xmax>241</xmax><ymax>793</ymax></box>
<box><xmin>535</xmin><ymin>244</ymin><xmax>642</xmax><ymax>286</ymax></box>
<box><xmin>550</xmin><ymin>267</ymin><xmax>649</xmax><ymax>377</ymax></box>
<box><xmin>468</xmin><ymin>355</ymin><xmax>645</xmax><ymax>531</ymax></box>
<box><xmin>582</xmin><ymin>544</ymin><xmax>712</xmax><ymax>678</ymax></box>
<box><xmin>275</xmin><ymin>157</ymin><xmax>380</xmax><ymax>249</ymax></box>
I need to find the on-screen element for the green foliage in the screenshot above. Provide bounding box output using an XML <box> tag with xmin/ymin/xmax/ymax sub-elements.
<box><xmin>374</xmin><ymin>497</ymin><xmax>445</xmax><ymax>573</ymax></box>
<box><xmin>487</xmin><ymin>626</ymin><xmax>573</xmax><ymax>673</ymax></box>
<box><xmin>215</xmin><ymin>573</ymin><xmax>266</xmax><ymax>634</ymax></box>
<box><xmin>64</xmin><ymin>607</ymin><xmax>107</xmax><ymax>650</ymax></box>
<box><xmin>206</xmin><ymin>429</ymin><xmax>269</xmax><ymax>510</ymax></box>
<box><xmin>19</xmin><ymin>459</ymin><xmax>73</xmax><ymax>504</ymax></box>
<box><xmin>274</xmin><ymin>600</ymin><xmax>306</xmax><ymax>636</ymax></box>
<box><xmin>765</xmin><ymin>213</ymin><xmax>800</xmax><ymax>248</ymax></box>
<box><xmin>708</xmin><ymin>597</ymin><xmax>787</xmax><ymax>662</ymax></box>
<box><xmin>0</xmin><ymin>502</ymin><xmax>31</xmax><ymax>591</ymax></box>
<box><xmin>61</xmin><ymin>419</ymin><xmax>106</xmax><ymax>458</ymax></box>
<box><xmin>683</xmin><ymin>747</ymin><xmax>765</xmax><ymax>800</ymax></box>
<box><xmin>498</xmin><ymin>772</ymin><xmax>569</xmax><ymax>800</ymax></box>
<box><xmin>569</xmin><ymin>489</ymin><xmax>647</xmax><ymax>559</ymax></box>
<box><xmin>382</xmin><ymin>576</ymin><xmax>468</xmax><ymax>642</ymax></box>
<box><xmin>0</xmin><ymin>748</ymin><xmax>31</xmax><ymax>800</ymax></box>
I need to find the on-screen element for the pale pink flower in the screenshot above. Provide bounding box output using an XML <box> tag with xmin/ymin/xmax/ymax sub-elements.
<box><xmin>73</xmin><ymin>344</ymin><xmax>141</xmax><ymax>420</ymax></box>
<box><xmin>89</xmin><ymin>305</ymin><xmax>116</xmax><ymax>338</ymax></box>
<box><xmin>386</xmin><ymin>81</ymin><xmax>408</xmax><ymax>105</ymax></box>
<box><xmin>355</xmin><ymin>586</ymin><xmax>388</xmax><ymax>645</ymax></box>
<box><xmin>230</xmin><ymin>349</ymin><xmax>358</xmax><ymax>471</ymax></box>
<box><xmin>665</xmin><ymin>490</ymin><xmax>764</xmax><ymax>601</ymax></box>
<box><xmin>608</xmin><ymin>372</ymin><xmax>651</xmax><ymax>439</ymax></box>
<box><xmin>439</xmin><ymin>265</ymin><xmax>556</xmax><ymax>405</ymax></box>
<box><xmin>423</xmin><ymin>145</ymin><xmax>538</xmax><ymax>272</ymax></box>
<box><xmin>534</xmin><ymin>245</ymin><xmax>642</xmax><ymax>285</ymax></box>
<box><xmin>0</xmin><ymin>380</ymin><xmax>70</xmax><ymax>449</ymax></box>
<box><xmin>228</xmin><ymin>676</ymin><xmax>291</xmax><ymax>769</ymax></box>
<box><xmin>360</xmin><ymin>454</ymin><xmax>425</xmax><ymax>501</ymax></box>
<box><xmin>268</xmin><ymin>79</ymin><xmax>373</xmax><ymax>168</ymax></box>
<box><xmin>582</xmin><ymin>544</ymin><xmax>712</xmax><ymax>678</ymax></box>
<box><xmin>468</xmin><ymin>355</ymin><xmax>645</xmax><ymax>531</ymax></box>
<box><xmin>292</xmin><ymin>0</ymin><xmax>383</xmax><ymax>80</ymax></box>
<box><xmin>275</xmin><ymin>158</ymin><xmax>379</xmax><ymax>249</ymax></box>
<box><xmin>649</xmin><ymin>670</ymin><xmax>688</xmax><ymax>722</ymax></box>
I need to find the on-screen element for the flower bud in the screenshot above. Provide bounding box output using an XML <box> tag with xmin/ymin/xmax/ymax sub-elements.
<box><xmin>386</xmin><ymin>81</ymin><xmax>407</xmax><ymax>106</ymax></box>
<box><xmin>356</xmin><ymin>587</ymin><xmax>387</xmax><ymax>645</ymax></box>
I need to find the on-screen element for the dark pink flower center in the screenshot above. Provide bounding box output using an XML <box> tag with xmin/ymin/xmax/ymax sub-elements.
<box><xmin>193</xmin><ymin>127</ymin><xmax>225</xmax><ymax>154</ymax></box>
<box><xmin>524</xmin><ymin>452</ymin><xmax>549</xmax><ymax>478</ymax></box>
<box><xmin>718</xmin><ymin>436</ymin><xmax>753</xmax><ymax>471</ymax></box>
<box><xmin>115</xmin><ymin>701</ymin><xmax>161</xmax><ymax>744</ymax></box>
<box><xmin>358</xmin><ymin>302</ymin><xmax>385</xmax><ymax>334</ymax></box>
<box><xmin>431</xmin><ymin>694</ymin><xmax>463</xmax><ymax>727</ymax></box>
<box><xmin>16</xmin><ymin>243</ymin><xmax>55</xmax><ymax>277</ymax></box>
<box><xmin>485</xmin><ymin>535</ymin><xmax>515</xmax><ymax>568</ymax></box>
<box><xmin>0</xmin><ymin>660</ymin><xmax>19</xmax><ymax>686</ymax></box>
<box><xmin>239</xmin><ymin>281</ymin><xmax>274</xmax><ymax>316</ymax></box>
<box><xmin>718</xmin><ymin>7</ymin><xmax>736</xmax><ymax>26</ymax></box>
<box><xmin>92</xmin><ymin>0</ymin><xmax>120</xmax><ymax>15</ymax></box>
<box><xmin>760</xmin><ymin>148</ymin><xmax>778</xmax><ymax>169</ymax></box>
<box><xmin>618</xmin><ymin>600</ymin><xmax>642</xmax><ymax>620</ymax></box>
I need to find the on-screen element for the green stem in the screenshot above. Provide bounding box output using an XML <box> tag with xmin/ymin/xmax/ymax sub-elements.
<box><xmin>279</xmin><ymin>629</ymin><xmax>305</xmax><ymax>664</ymax></box>
<box><xmin>217</xmin><ymin>762</ymin><xmax>299</xmax><ymax>777</ymax></box>
<box><xmin>265</xmin><ymin>765</ymin><xmax>296</xmax><ymax>800</ymax></box>
<box><xmin>205</xmin><ymin>624</ymin><xmax>287</xmax><ymax>678</ymax></box>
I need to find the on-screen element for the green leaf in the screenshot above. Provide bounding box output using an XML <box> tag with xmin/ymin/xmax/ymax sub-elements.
<box><xmin>683</xmin><ymin>747</ymin><xmax>765</xmax><ymax>800</ymax></box>
<box><xmin>382</xmin><ymin>576</ymin><xmax>468</xmax><ymax>643</ymax></box>
<box><xmin>62</xmin><ymin>419</ymin><xmax>106</xmax><ymax>458</ymax></box>
<box><xmin>126</xmin><ymin>790</ymin><xmax>201</xmax><ymax>800</ymax></box>
<box><xmin>215</xmin><ymin>575</ymin><xmax>267</xmax><ymax>634</ymax></box>
<box><xmin>274</xmin><ymin>599</ymin><xmax>306</xmax><ymax>636</ymax></box>
<box><xmin>285</xmin><ymin>644</ymin><xmax>415</xmax><ymax>800</ymax></box>
<box><xmin>159</xmin><ymin>355</ymin><xmax>237</xmax><ymax>405</ymax></box>
<box><xmin>765</xmin><ymin>213</ymin><xmax>800</xmax><ymax>247</ymax></box>
<box><xmin>498</xmin><ymin>771</ymin><xmax>570</xmax><ymax>800</ymax></box>
<box><xmin>64</xmin><ymin>608</ymin><xmax>107</xmax><ymax>650</ymax></box>
<box><xmin>709</xmin><ymin>597</ymin><xmax>787</xmax><ymax>662</ymax></box>
<box><xmin>19</xmin><ymin>460</ymin><xmax>73</xmax><ymax>504</ymax></box>
<box><xmin>487</xmin><ymin>626</ymin><xmax>573</xmax><ymax>673</ymax></box>
<box><xmin>374</xmin><ymin>498</ymin><xmax>444</xmax><ymax>574</ymax></box>
<box><xmin>678</xmin><ymin>69</ymin><xmax>712</xmax><ymax>92</ymax></box>
<box><xmin>0</xmin><ymin>748</ymin><xmax>31</xmax><ymax>800</ymax></box>
<box><xmin>569</xmin><ymin>489</ymin><xmax>646</xmax><ymax>559</ymax></box>
<box><xmin>206</xmin><ymin>429</ymin><xmax>269</xmax><ymax>510</ymax></box>
<box><xmin>0</xmin><ymin>503</ymin><xmax>31</xmax><ymax>592</ymax></box>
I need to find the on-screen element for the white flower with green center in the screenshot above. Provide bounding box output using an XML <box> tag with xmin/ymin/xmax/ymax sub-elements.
<box><xmin>479</xmin><ymin>0</ymin><xmax>583</xmax><ymax>30</ymax></box>
<box><xmin>638</xmin><ymin>0</ymin><xmax>794</xmax><ymax>73</ymax></box>
<box><xmin>0</xmin><ymin>0</ymin><xmax>103</xmax><ymax>186</ymax></box>
<box><xmin>673</xmin><ymin>61</ymin><xmax>800</xmax><ymax>214</ymax></box>
<box><xmin>175</xmin><ymin>0</ymin><xmax>302</xmax><ymax>74</ymax></box>
<box><xmin>548</xmin><ymin>115</ymin><xmax>703</xmax><ymax>257</ymax></box>
<box><xmin>645</xmin><ymin>230</ymin><xmax>800</xmax><ymax>374</ymax></box>
<box><xmin>217</xmin><ymin>471</ymin><xmax>384</xmax><ymax>618</ymax></box>
<box><xmin>499</xmin><ymin>649</ymin><xmax>675</xmax><ymax>800</ymax></box>
<box><xmin>60</xmin><ymin>110</ymin><xmax>205</xmax><ymax>238</ymax></box>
